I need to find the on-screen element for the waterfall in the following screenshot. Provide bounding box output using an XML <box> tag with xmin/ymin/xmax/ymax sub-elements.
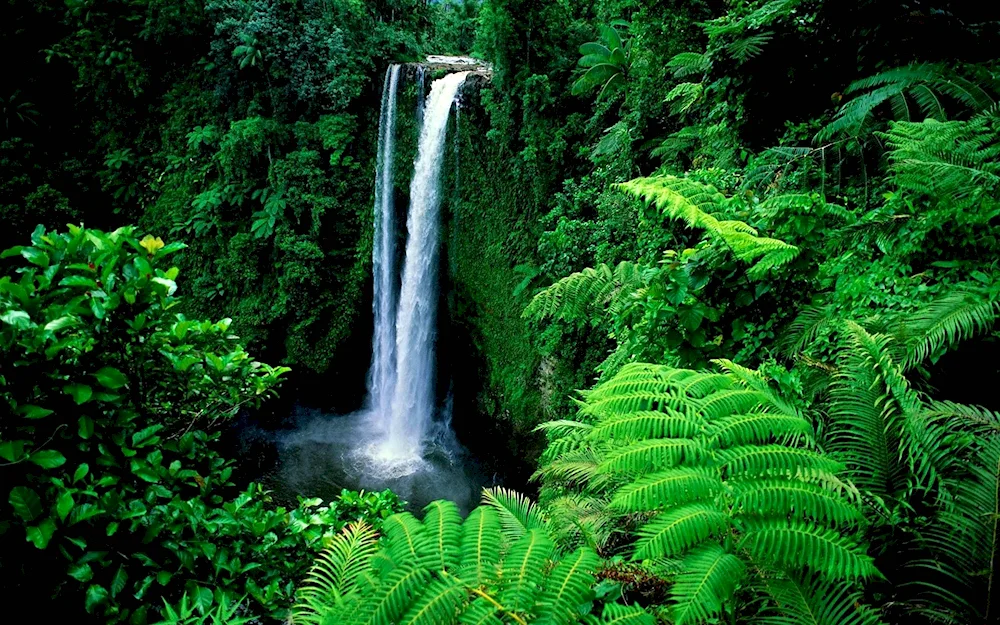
<box><xmin>367</xmin><ymin>64</ymin><xmax>401</xmax><ymax>426</ymax></box>
<box><xmin>378</xmin><ymin>71</ymin><xmax>470</xmax><ymax>462</ymax></box>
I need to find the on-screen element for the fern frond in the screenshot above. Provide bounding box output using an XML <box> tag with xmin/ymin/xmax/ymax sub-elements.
<box><xmin>609</xmin><ymin>467</ymin><xmax>724</xmax><ymax>511</ymax></box>
<box><xmin>588</xmin><ymin>410</ymin><xmax>704</xmax><ymax>441</ymax></box>
<box><xmin>383</xmin><ymin>513</ymin><xmax>430</xmax><ymax>564</ymax></box>
<box><xmin>524</xmin><ymin>262</ymin><xmax>648</xmax><ymax>325</ymax></box>
<box><xmin>498</xmin><ymin>529</ymin><xmax>556</xmax><ymax>613</ymax></box>
<box><xmin>423</xmin><ymin>500</ymin><xmax>464</xmax><ymax>571</ymax></box>
<box><xmin>360</xmin><ymin>565</ymin><xmax>436</xmax><ymax>625</ymax></box>
<box><xmin>754</xmin><ymin>573</ymin><xmax>884</xmax><ymax>625</ymax></box>
<box><xmin>707</xmin><ymin>413</ymin><xmax>814</xmax><ymax>447</ymax></box>
<box><xmin>719</xmin><ymin>445</ymin><xmax>843</xmax><ymax>479</ymax></box>
<box><xmin>458</xmin><ymin>506</ymin><xmax>503</xmax><ymax>585</ymax></box>
<box><xmin>616</xmin><ymin>175</ymin><xmax>799</xmax><ymax>278</ymax></box>
<box><xmin>598</xmin><ymin>603</ymin><xmax>655</xmax><ymax>625</ymax></box>
<box><xmin>597</xmin><ymin>438</ymin><xmax>706</xmax><ymax>476</ymax></box>
<box><xmin>293</xmin><ymin>523</ymin><xmax>380</xmax><ymax>624</ymax></box>
<box><xmin>739</xmin><ymin>521</ymin><xmax>878</xmax><ymax>580</ymax></box>
<box><xmin>670</xmin><ymin>544</ymin><xmax>746</xmax><ymax>625</ymax></box>
<box><xmin>733</xmin><ymin>480</ymin><xmax>864</xmax><ymax>526</ymax></box>
<box><xmin>667</xmin><ymin>52</ymin><xmax>712</xmax><ymax>79</ymax></box>
<box><xmin>779</xmin><ymin>303</ymin><xmax>836</xmax><ymax>356</ymax></box>
<box><xmin>893</xmin><ymin>289</ymin><xmax>999</xmax><ymax>369</ymax></box>
<box><xmin>482</xmin><ymin>487</ymin><xmax>547</xmax><ymax>542</ymax></box>
<box><xmin>543</xmin><ymin>495</ymin><xmax>616</xmax><ymax>553</ymax></box>
<box><xmin>398</xmin><ymin>578</ymin><xmax>468</xmax><ymax>625</ymax></box>
<box><xmin>632</xmin><ymin>503</ymin><xmax>730</xmax><ymax>559</ymax></box>
<box><xmin>534</xmin><ymin>547</ymin><xmax>601</xmax><ymax>625</ymax></box>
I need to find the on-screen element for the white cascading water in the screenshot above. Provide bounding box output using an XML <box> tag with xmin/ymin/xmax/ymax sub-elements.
<box><xmin>377</xmin><ymin>71</ymin><xmax>470</xmax><ymax>463</ymax></box>
<box><xmin>367</xmin><ymin>64</ymin><xmax>401</xmax><ymax>425</ymax></box>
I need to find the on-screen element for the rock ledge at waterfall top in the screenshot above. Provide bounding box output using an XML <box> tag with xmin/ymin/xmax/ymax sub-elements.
<box><xmin>422</xmin><ymin>55</ymin><xmax>493</xmax><ymax>76</ymax></box>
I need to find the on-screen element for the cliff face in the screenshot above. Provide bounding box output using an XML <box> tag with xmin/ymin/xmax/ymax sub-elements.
<box><xmin>435</xmin><ymin>75</ymin><xmax>546</xmax><ymax>484</ymax></box>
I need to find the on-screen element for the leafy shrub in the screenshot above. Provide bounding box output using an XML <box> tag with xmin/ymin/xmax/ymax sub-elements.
<box><xmin>0</xmin><ymin>225</ymin><xmax>378</xmax><ymax>622</ymax></box>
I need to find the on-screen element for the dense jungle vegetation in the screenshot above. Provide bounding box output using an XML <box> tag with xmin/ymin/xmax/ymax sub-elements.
<box><xmin>2</xmin><ymin>0</ymin><xmax>1000</xmax><ymax>623</ymax></box>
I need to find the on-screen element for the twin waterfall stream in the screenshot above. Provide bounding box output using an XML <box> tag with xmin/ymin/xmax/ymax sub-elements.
<box><xmin>368</xmin><ymin>69</ymin><xmax>471</xmax><ymax>466</ymax></box>
<box><xmin>272</xmin><ymin>62</ymin><xmax>487</xmax><ymax>512</ymax></box>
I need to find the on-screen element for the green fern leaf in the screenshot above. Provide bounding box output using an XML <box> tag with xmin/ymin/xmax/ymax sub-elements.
<box><xmin>598</xmin><ymin>603</ymin><xmax>655</xmax><ymax>625</ymax></box>
<box><xmin>498</xmin><ymin>529</ymin><xmax>556</xmax><ymax>614</ymax></box>
<box><xmin>398</xmin><ymin>577</ymin><xmax>468</xmax><ymax>625</ymax></box>
<box><xmin>459</xmin><ymin>506</ymin><xmax>503</xmax><ymax>585</ymax></box>
<box><xmin>422</xmin><ymin>500</ymin><xmax>464</xmax><ymax>571</ymax></box>
<box><xmin>535</xmin><ymin>547</ymin><xmax>601</xmax><ymax>625</ymax></box>
<box><xmin>670</xmin><ymin>544</ymin><xmax>746</xmax><ymax>625</ymax></box>
<box><xmin>632</xmin><ymin>503</ymin><xmax>730</xmax><ymax>559</ymax></box>
<box><xmin>739</xmin><ymin>521</ymin><xmax>878</xmax><ymax>580</ymax></box>
<box><xmin>481</xmin><ymin>487</ymin><xmax>547</xmax><ymax>542</ymax></box>
<box><xmin>610</xmin><ymin>467</ymin><xmax>723</xmax><ymax>511</ymax></box>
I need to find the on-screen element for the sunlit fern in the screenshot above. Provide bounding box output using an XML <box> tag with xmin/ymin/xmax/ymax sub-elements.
<box><xmin>535</xmin><ymin>361</ymin><xmax>876</xmax><ymax>625</ymax></box>
<box><xmin>292</xmin><ymin>498</ymin><xmax>654</xmax><ymax>625</ymax></box>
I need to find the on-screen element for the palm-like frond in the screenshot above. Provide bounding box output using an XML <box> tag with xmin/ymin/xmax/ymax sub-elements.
<box><xmin>882</xmin><ymin>108</ymin><xmax>1000</xmax><ymax>210</ymax></box>
<box><xmin>616</xmin><ymin>175</ymin><xmax>799</xmax><ymax>279</ymax></box>
<box><xmin>293</xmin><ymin>502</ymin><xmax>650</xmax><ymax>625</ymax></box>
<box><xmin>818</xmin><ymin>63</ymin><xmax>997</xmax><ymax>141</ymax></box>
<box><xmin>536</xmin><ymin>363</ymin><xmax>875</xmax><ymax>624</ymax></box>
<box><xmin>753</xmin><ymin>573</ymin><xmax>884</xmax><ymax>625</ymax></box>
<box><xmin>293</xmin><ymin>523</ymin><xmax>380</xmax><ymax>625</ymax></box>
<box><xmin>481</xmin><ymin>487</ymin><xmax>548</xmax><ymax>542</ymax></box>
<box><xmin>891</xmin><ymin>289</ymin><xmax>999</xmax><ymax>369</ymax></box>
<box><xmin>524</xmin><ymin>262</ymin><xmax>647</xmax><ymax>325</ymax></box>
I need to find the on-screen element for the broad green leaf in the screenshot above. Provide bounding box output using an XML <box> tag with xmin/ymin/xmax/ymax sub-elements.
<box><xmin>26</xmin><ymin>518</ymin><xmax>57</xmax><ymax>549</ymax></box>
<box><xmin>9</xmin><ymin>486</ymin><xmax>42</xmax><ymax>521</ymax></box>
<box><xmin>56</xmin><ymin>491</ymin><xmax>75</xmax><ymax>522</ymax></box>
<box><xmin>1</xmin><ymin>310</ymin><xmax>32</xmax><ymax>329</ymax></box>
<box><xmin>64</xmin><ymin>383</ymin><xmax>93</xmax><ymax>404</ymax></box>
<box><xmin>68</xmin><ymin>563</ymin><xmax>94</xmax><ymax>583</ymax></box>
<box><xmin>85</xmin><ymin>584</ymin><xmax>109</xmax><ymax>613</ymax></box>
<box><xmin>94</xmin><ymin>366</ymin><xmax>127</xmax><ymax>390</ymax></box>
<box><xmin>44</xmin><ymin>316</ymin><xmax>78</xmax><ymax>332</ymax></box>
<box><xmin>30</xmin><ymin>450</ymin><xmax>67</xmax><ymax>469</ymax></box>
<box><xmin>78</xmin><ymin>416</ymin><xmax>94</xmax><ymax>439</ymax></box>
<box><xmin>0</xmin><ymin>440</ymin><xmax>26</xmax><ymax>462</ymax></box>
<box><xmin>21</xmin><ymin>247</ymin><xmax>50</xmax><ymax>267</ymax></box>
<box><xmin>110</xmin><ymin>565</ymin><xmax>128</xmax><ymax>598</ymax></box>
<box><xmin>131</xmin><ymin>425</ymin><xmax>163</xmax><ymax>448</ymax></box>
<box><xmin>59</xmin><ymin>275</ymin><xmax>97</xmax><ymax>288</ymax></box>
<box><xmin>74</xmin><ymin>463</ymin><xmax>90</xmax><ymax>483</ymax></box>
<box><xmin>151</xmin><ymin>277</ymin><xmax>177</xmax><ymax>296</ymax></box>
<box><xmin>70</xmin><ymin>503</ymin><xmax>102</xmax><ymax>525</ymax></box>
<box><xmin>19</xmin><ymin>404</ymin><xmax>54</xmax><ymax>419</ymax></box>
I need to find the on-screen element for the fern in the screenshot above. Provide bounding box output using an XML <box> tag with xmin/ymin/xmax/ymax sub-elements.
<box><xmin>536</xmin><ymin>363</ymin><xmax>876</xmax><ymax>624</ymax></box>
<box><xmin>293</xmin><ymin>500</ymin><xmax>646</xmax><ymax>625</ymax></box>
<box><xmin>818</xmin><ymin>63</ymin><xmax>997</xmax><ymax>141</ymax></box>
<box><xmin>882</xmin><ymin>108</ymin><xmax>1000</xmax><ymax>211</ymax></box>
<box><xmin>667</xmin><ymin>52</ymin><xmax>712</xmax><ymax>79</ymax></box>
<box><xmin>616</xmin><ymin>175</ymin><xmax>799</xmax><ymax>279</ymax></box>
<box><xmin>482</xmin><ymin>487</ymin><xmax>548</xmax><ymax>542</ymax></box>
<box><xmin>891</xmin><ymin>288</ymin><xmax>1000</xmax><ymax>369</ymax></box>
<box><xmin>524</xmin><ymin>262</ymin><xmax>647</xmax><ymax>325</ymax></box>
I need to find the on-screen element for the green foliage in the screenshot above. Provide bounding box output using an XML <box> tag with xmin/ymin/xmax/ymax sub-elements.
<box><xmin>818</xmin><ymin>63</ymin><xmax>998</xmax><ymax>141</ymax></box>
<box><xmin>293</xmin><ymin>498</ymin><xmax>654</xmax><ymax>625</ymax></box>
<box><xmin>572</xmin><ymin>22</ymin><xmax>632</xmax><ymax>102</ymax></box>
<box><xmin>0</xmin><ymin>225</ymin><xmax>403</xmax><ymax>622</ymax></box>
<box><xmin>535</xmin><ymin>362</ymin><xmax>876</xmax><ymax>624</ymax></box>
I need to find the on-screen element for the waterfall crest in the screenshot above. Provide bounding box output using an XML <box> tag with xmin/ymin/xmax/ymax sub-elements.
<box><xmin>367</xmin><ymin>64</ymin><xmax>402</xmax><ymax>426</ymax></box>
